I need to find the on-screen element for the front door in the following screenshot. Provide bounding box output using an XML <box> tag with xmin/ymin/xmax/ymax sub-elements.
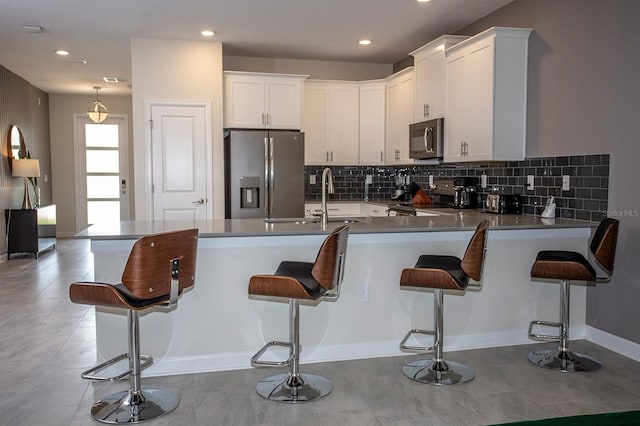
<box><xmin>150</xmin><ymin>104</ymin><xmax>210</xmax><ymax>221</ymax></box>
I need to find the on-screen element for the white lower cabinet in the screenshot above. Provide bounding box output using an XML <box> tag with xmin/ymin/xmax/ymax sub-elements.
<box><xmin>304</xmin><ymin>203</ymin><xmax>364</xmax><ymax>218</ymax></box>
<box><xmin>365</xmin><ymin>204</ymin><xmax>389</xmax><ymax>217</ymax></box>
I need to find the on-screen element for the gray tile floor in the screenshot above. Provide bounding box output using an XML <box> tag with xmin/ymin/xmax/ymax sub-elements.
<box><xmin>2</xmin><ymin>238</ymin><xmax>640</xmax><ymax>425</ymax></box>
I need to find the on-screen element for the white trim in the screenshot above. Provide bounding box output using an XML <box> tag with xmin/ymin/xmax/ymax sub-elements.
<box><xmin>585</xmin><ymin>325</ymin><xmax>640</xmax><ymax>363</ymax></box>
<box><xmin>143</xmin><ymin>327</ymin><xmax>586</xmax><ymax>378</ymax></box>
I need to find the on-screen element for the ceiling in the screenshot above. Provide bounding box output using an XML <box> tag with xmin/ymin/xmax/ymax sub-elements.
<box><xmin>0</xmin><ymin>0</ymin><xmax>513</xmax><ymax>95</ymax></box>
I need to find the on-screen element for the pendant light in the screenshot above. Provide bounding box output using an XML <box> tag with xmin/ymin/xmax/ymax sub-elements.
<box><xmin>87</xmin><ymin>86</ymin><xmax>109</xmax><ymax>123</ymax></box>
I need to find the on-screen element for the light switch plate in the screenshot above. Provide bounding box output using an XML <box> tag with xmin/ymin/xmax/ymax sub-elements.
<box><xmin>527</xmin><ymin>175</ymin><xmax>535</xmax><ymax>190</ymax></box>
<box><xmin>481</xmin><ymin>174</ymin><xmax>487</xmax><ymax>188</ymax></box>
<box><xmin>562</xmin><ymin>175</ymin><xmax>570</xmax><ymax>191</ymax></box>
<box><xmin>365</xmin><ymin>174</ymin><xmax>373</xmax><ymax>184</ymax></box>
<box><xmin>309</xmin><ymin>175</ymin><xmax>316</xmax><ymax>185</ymax></box>
<box><xmin>428</xmin><ymin>175</ymin><xmax>434</xmax><ymax>186</ymax></box>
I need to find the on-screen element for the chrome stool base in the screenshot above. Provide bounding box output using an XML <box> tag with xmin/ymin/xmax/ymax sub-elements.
<box><xmin>91</xmin><ymin>388</ymin><xmax>179</xmax><ymax>424</ymax></box>
<box><xmin>527</xmin><ymin>349</ymin><xmax>602</xmax><ymax>372</ymax></box>
<box><xmin>255</xmin><ymin>372</ymin><xmax>332</xmax><ymax>403</ymax></box>
<box><xmin>402</xmin><ymin>359</ymin><xmax>475</xmax><ymax>385</ymax></box>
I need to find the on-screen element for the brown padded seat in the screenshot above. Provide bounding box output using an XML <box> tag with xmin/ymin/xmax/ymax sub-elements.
<box><xmin>400</xmin><ymin>220</ymin><xmax>488</xmax><ymax>291</ymax></box>
<box><xmin>530</xmin><ymin>251</ymin><xmax>597</xmax><ymax>281</ymax></box>
<box><xmin>70</xmin><ymin>228</ymin><xmax>198</xmax><ymax>310</ymax></box>
<box><xmin>249</xmin><ymin>225</ymin><xmax>347</xmax><ymax>300</ymax></box>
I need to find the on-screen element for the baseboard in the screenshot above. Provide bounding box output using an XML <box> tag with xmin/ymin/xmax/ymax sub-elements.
<box><xmin>145</xmin><ymin>327</ymin><xmax>571</xmax><ymax>378</ymax></box>
<box><xmin>585</xmin><ymin>325</ymin><xmax>640</xmax><ymax>363</ymax></box>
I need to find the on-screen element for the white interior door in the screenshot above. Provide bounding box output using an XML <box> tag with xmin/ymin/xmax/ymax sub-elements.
<box><xmin>151</xmin><ymin>104</ymin><xmax>210</xmax><ymax>221</ymax></box>
<box><xmin>74</xmin><ymin>115</ymin><xmax>130</xmax><ymax>230</ymax></box>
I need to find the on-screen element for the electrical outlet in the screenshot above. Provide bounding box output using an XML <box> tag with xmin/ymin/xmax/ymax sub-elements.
<box><xmin>309</xmin><ymin>175</ymin><xmax>316</xmax><ymax>185</ymax></box>
<box><xmin>481</xmin><ymin>174</ymin><xmax>487</xmax><ymax>188</ymax></box>
<box><xmin>365</xmin><ymin>174</ymin><xmax>373</xmax><ymax>184</ymax></box>
<box><xmin>428</xmin><ymin>175</ymin><xmax>434</xmax><ymax>186</ymax></box>
<box><xmin>358</xmin><ymin>283</ymin><xmax>370</xmax><ymax>303</ymax></box>
<box><xmin>562</xmin><ymin>175</ymin><xmax>570</xmax><ymax>191</ymax></box>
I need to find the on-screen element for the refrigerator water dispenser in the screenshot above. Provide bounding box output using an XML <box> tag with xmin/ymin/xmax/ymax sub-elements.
<box><xmin>240</xmin><ymin>176</ymin><xmax>260</xmax><ymax>209</ymax></box>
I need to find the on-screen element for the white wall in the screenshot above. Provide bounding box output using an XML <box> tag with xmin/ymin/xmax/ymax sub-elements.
<box><xmin>131</xmin><ymin>38</ymin><xmax>224</xmax><ymax>220</ymax></box>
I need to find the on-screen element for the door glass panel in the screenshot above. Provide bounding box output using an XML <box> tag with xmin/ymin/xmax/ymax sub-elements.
<box><xmin>88</xmin><ymin>201</ymin><xmax>120</xmax><ymax>224</ymax></box>
<box><xmin>86</xmin><ymin>150</ymin><xmax>119</xmax><ymax>173</ymax></box>
<box><xmin>85</xmin><ymin>124</ymin><xmax>119</xmax><ymax>147</ymax></box>
<box><xmin>86</xmin><ymin>176</ymin><xmax>120</xmax><ymax>198</ymax></box>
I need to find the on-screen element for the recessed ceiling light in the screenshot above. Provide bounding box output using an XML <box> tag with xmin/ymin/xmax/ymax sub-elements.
<box><xmin>201</xmin><ymin>30</ymin><xmax>215</xmax><ymax>37</ymax></box>
<box><xmin>103</xmin><ymin>77</ymin><xmax>127</xmax><ymax>83</ymax></box>
<box><xmin>23</xmin><ymin>25</ymin><xmax>43</xmax><ymax>33</ymax></box>
<box><xmin>56</xmin><ymin>50</ymin><xmax>70</xmax><ymax>56</ymax></box>
<box><xmin>359</xmin><ymin>39</ymin><xmax>372</xmax><ymax>46</ymax></box>
<box><xmin>417</xmin><ymin>0</ymin><xmax>431</xmax><ymax>2</ymax></box>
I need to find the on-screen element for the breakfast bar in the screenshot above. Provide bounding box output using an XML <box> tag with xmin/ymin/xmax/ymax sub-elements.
<box><xmin>78</xmin><ymin>211</ymin><xmax>596</xmax><ymax>377</ymax></box>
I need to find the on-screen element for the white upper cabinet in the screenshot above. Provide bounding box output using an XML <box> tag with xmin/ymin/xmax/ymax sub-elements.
<box><xmin>444</xmin><ymin>27</ymin><xmax>532</xmax><ymax>163</ymax></box>
<box><xmin>302</xmin><ymin>80</ymin><xmax>360</xmax><ymax>165</ymax></box>
<box><xmin>224</xmin><ymin>71</ymin><xmax>307</xmax><ymax>129</ymax></box>
<box><xmin>411</xmin><ymin>35</ymin><xmax>467</xmax><ymax>122</ymax></box>
<box><xmin>359</xmin><ymin>81</ymin><xmax>386</xmax><ymax>165</ymax></box>
<box><xmin>385</xmin><ymin>67</ymin><xmax>414</xmax><ymax>165</ymax></box>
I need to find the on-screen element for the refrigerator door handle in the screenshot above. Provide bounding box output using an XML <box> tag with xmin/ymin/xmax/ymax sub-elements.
<box><xmin>264</xmin><ymin>137</ymin><xmax>270</xmax><ymax>217</ymax></box>
<box><xmin>268</xmin><ymin>137</ymin><xmax>275</xmax><ymax>217</ymax></box>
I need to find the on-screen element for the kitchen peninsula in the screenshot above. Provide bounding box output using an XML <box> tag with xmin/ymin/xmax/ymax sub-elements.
<box><xmin>78</xmin><ymin>211</ymin><xmax>597</xmax><ymax>377</ymax></box>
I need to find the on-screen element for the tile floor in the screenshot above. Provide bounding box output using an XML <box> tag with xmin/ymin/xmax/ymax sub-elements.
<box><xmin>1</xmin><ymin>238</ymin><xmax>639</xmax><ymax>425</ymax></box>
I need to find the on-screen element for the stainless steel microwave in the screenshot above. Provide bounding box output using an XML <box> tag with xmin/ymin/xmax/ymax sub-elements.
<box><xmin>409</xmin><ymin>118</ymin><xmax>443</xmax><ymax>159</ymax></box>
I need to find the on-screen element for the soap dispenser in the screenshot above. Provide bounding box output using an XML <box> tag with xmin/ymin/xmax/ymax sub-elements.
<box><xmin>541</xmin><ymin>196</ymin><xmax>556</xmax><ymax>218</ymax></box>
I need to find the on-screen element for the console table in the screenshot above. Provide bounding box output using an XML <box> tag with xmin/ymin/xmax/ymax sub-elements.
<box><xmin>5</xmin><ymin>204</ymin><xmax>56</xmax><ymax>259</ymax></box>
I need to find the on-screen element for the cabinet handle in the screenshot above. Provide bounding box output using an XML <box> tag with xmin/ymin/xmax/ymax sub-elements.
<box><xmin>395</xmin><ymin>149</ymin><xmax>400</xmax><ymax>161</ymax></box>
<box><xmin>326</xmin><ymin>151</ymin><xmax>329</xmax><ymax>162</ymax></box>
<box><xmin>331</xmin><ymin>151</ymin><xmax>334</xmax><ymax>162</ymax></box>
<box><xmin>424</xmin><ymin>103</ymin><xmax>430</xmax><ymax>117</ymax></box>
<box><xmin>266</xmin><ymin>113</ymin><xmax>270</xmax><ymax>125</ymax></box>
<box><xmin>380</xmin><ymin>151</ymin><xmax>383</xmax><ymax>162</ymax></box>
<box><xmin>261</xmin><ymin>113</ymin><xmax>265</xmax><ymax>125</ymax></box>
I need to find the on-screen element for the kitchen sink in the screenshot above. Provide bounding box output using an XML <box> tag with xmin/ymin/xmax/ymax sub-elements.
<box><xmin>264</xmin><ymin>217</ymin><xmax>365</xmax><ymax>224</ymax></box>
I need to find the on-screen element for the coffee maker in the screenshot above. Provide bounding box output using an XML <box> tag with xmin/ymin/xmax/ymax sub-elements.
<box><xmin>453</xmin><ymin>177</ymin><xmax>479</xmax><ymax>209</ymax></box>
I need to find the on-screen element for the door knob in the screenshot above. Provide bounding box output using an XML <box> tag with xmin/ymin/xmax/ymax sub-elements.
<box><xmin>192</xmin><ymin>198</ymin><xmax>205</xmax><ymax>205</ymax></box>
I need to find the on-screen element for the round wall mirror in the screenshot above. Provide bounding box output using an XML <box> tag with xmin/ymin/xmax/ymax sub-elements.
<box><xmin>7</xmin><ymin>125</ymin><xmax>27</xmax><ymax>174</ymax></box>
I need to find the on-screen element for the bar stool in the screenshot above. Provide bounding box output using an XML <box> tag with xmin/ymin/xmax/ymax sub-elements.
<box><xmin>399</xmin><ymin>220</ymin><xmax>489</xmax><ymax>385</ymax></box>
<box><xmin>69</xmin><ymin>229</ymin><xmax>198</xmax><ymax>424</ymax></box>
<box><xmin>528</xmin><ymin>218</ymin><xmax>619</xmax><ymax>372</ymax></box>
<box><xmin>248</xmin><ymin>225</ymin><xmax>349</xmax><ymax>402</ymax></box>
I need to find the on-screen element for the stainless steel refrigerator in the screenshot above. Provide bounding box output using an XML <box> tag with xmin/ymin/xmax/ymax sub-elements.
<box><xmin>224</xmin><ymin>129</ymin><xmax>305</xmax><ymax>219</ymax></box>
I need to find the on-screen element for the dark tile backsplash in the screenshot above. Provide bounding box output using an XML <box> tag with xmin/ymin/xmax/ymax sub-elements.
<box><xmin>305</xmin><ymin>154</ymin><xmax>610</xmax><ymax>221</ymax></box>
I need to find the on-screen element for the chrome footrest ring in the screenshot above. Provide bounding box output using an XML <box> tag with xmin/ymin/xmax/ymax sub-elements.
<box><xmin>399</xmin><ymin>328</ymin><xmax>435</xmax><ymax>353</ymax></box>
<box><xmin>81</xmin><ymin>353</ymin><xmax>153</xmax><ymax>381</ymax></box>
<box><xmin>251</xmin><ymin>341</ymin><xmax>292</xmax><ymax>367</ymax></box>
